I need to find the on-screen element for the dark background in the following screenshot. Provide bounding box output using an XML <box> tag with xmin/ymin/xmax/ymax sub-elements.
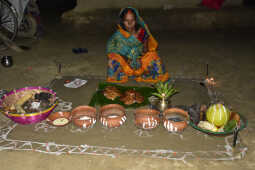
<box><xmin>36</xmin><ymin>0</ymin><xmax>254</xmax><ymax>14</ymax></box>
<box><xmin>37</xmin><ymin>0</ymin><xmax>77</xmax><ymax>13</ymax></box>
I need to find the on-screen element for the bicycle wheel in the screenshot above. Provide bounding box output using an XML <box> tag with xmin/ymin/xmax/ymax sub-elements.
<box><xmin>18</xmin><ymin>14</ymin><xmax>37</xmax><ymax>38</ymax></box>
<box><xmin>0</xmin><ymin>0</ymin><xmax>18</xmax><ymax>50</ymax></box>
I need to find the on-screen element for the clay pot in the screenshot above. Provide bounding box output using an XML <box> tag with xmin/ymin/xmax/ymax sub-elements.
<box><xmin>71</xmin><ymin>106</ymin><xmax>97</xmax><ymax>128</ymax></box>
<box><xmin>47</xmin><ymin>111</ymin><xmax>71</xmax><ymax>127</ymax></box>
<box><xmin>163</xmin><ymin>108</ymin><xmax>189</xmax><ymax>132</ymax></box>
<box><xmin>134</xmin><ymin>108</ymin><xmax>160</xmax><ymax>130</ymax></box>
<box><xmin>99</xmin><ymin>104</ymin><xmax>126</xmax><ymax>128</ymax></box>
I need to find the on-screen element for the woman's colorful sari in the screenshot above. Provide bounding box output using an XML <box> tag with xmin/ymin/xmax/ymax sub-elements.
<box><xmin>106</xmin><ymin>7</ymin><xmax>169</xmax><ymax>83</ymax></box>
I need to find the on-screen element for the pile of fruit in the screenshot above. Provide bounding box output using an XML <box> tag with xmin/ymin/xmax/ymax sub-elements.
<box><xmin>197</xmin><ymin>103</ymin><xmax>240</xmax><ymax>133</ymax></box>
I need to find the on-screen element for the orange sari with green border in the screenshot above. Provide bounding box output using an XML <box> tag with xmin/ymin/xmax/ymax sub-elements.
<box><xmin>106</xmin><ymin>8</ymin><xmax>169</xmax><ymax>83</ymax></box>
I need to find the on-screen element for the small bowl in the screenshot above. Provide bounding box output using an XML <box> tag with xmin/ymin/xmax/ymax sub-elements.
<box><xmin>47</xmin><ymin>111</ymin><xmax>71</xmax><ymax>127</ymax></box>
<box><xmin>163</xmin><ymin>108</ymin><xmax>189</xmax><ymax>132</ymax></box>
<box><xmin>71</xmin><ymin>106</ymin><xmax>97</xmax><ymax>128</ymax></box>
<box><xmin>134</xmin><ymin>108</ymin><xmax>160</xmax><ymax>130</ymax></box>
<box><xmin>1</xmin><ymin>56</ymin><xmax>13</xmax><ymax>67</ymax></box>
<box><xmin>99</xmin><ymin>104</ymin><xmax>126</xmax><ymax>128</ymax></box>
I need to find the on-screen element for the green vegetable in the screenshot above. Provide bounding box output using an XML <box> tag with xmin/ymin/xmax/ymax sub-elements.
<box><xmin>224</xmin><ymin>119</ymin><xmax>237</xmax><ymax>132</ymax></box>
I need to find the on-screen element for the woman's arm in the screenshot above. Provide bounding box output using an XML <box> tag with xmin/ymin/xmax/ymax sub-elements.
<box><xmin>106</xmin><ymin>33</ymin><xmax>117</xmax><ymax>54</ymax></box>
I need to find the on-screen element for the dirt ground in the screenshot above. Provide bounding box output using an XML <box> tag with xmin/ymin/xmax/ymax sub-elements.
<box><xmin>0</xmin><ymin>8</ymin><xmax>255</xmax><ymax>170</ymax></box>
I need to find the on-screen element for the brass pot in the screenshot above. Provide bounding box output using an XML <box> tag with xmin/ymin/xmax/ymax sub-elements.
<box><xmin>157</xmin><ymin>98</ymin><xmax>171</xmax><ymax>113</ymax></box>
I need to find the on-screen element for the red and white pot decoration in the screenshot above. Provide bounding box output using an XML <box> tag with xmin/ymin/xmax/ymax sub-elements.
<box><xmin>163</xmin><ymin>108</ymin><xmax>189</xmax><ymax>132</ymax></box>
<box><xmin>99</xmin><ymin>104</ymin><xmax>126</xmax><ymax>128</ymax></box>
<box><xmin>71</xmin><ymin>106</ymin><xmax>97</xmax><ymax>129</ymax></box>
<box><xmin>134</xmin><ymin>108</ymin><xmax>160</xmax><ymax>130</ymax></box>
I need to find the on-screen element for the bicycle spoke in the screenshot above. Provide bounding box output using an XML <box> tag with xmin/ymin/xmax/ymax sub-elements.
<box><xmin>1</xmin><ymin>9</ymin><xmax>13</xmax><ymax>21</ymax></box>
<box><xmin>1</xmin><ymin>19</ymin><xmax>12</xmax><ymax>25</ymax></box>
<box><xmin>0</xmin><ymin>0</ymin><xmax>18</xmax><ymax>46</ymax></box>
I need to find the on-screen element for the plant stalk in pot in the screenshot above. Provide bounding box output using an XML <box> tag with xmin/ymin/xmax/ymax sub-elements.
<box><xmin>152</xmin><ymin>81</ymin><xmax>178</xmax><ymax>113</ymax></box>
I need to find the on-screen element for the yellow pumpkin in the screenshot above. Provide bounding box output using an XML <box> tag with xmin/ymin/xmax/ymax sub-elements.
<box><xmin>206</xmin><ymin>104</ymin><xmax>230</xmax><ymax>127</ymax></box>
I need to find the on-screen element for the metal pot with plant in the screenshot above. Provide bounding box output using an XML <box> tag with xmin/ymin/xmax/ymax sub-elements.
<box><xmin>152</xmin><ymin>81</ymin><xmax>178</xmax><ymax>112</ymax></box>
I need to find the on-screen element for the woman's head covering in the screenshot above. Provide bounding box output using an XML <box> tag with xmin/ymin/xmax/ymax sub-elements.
<box><xmin>118</xmin><ymin>7</ymin><xmax>158</xmax><ymax>51</ymax></box>
<box><xmin>119</xmin><ymin>7</ymin><xmax>139</xmax><ymax>18</ymax></box>
<box><xmin>119</xmin><ymin>7</ymin><xmax>140</xmax><ymax>32</ymax></box>
<box><xmin>119</xmin><ymin>8</ymin><xmax>146</xmax><ymax>30</ymax></box>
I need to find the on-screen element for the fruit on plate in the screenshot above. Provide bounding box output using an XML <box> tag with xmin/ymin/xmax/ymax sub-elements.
<box><xmin>229</xmin><ymin>112</ymin><xmax>240</xmax><ymax>125</ymax></box>
<box><xmin>198</xmin><ymin>121</ymin><xmax>218</xmax><ymax>132</ymax></box>
<box><xmin>206</xmin><ymin>104</ymin><xmax>230</xmax><ymax>127</ymax></box>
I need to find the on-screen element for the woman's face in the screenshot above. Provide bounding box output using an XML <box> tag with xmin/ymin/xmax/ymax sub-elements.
<box><xmin>123</xmin><ymin>11</ymin><xmax>136</xmax><ymax>30</ymax></box>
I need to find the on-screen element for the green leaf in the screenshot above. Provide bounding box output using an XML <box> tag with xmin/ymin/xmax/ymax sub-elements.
<box><xmin>152</xmin><ymin>93</ymin><xmax>163</xmax><ymax>99</ymax></box>
<box><xmin>224</xmin><ymin>119</ymin><xmax>237</xmax><ymax>132</ymax></box>
<box><xmin>164</xmin><ymin>82</ymin><xmax>168</xmax><ymax>93</ymax></box>
<box><xmin>157</xmin><ymin>83</ymin><xmax>163</xmax><ymax>94</ymax></box>
<box><xmin>165</xmin><ymin>89</ymin><xmax>172</xmax><ymax>98</ymax></box>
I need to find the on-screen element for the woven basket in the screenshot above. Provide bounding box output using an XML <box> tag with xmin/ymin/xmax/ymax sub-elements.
<box><xmin>71</xmin><ymin>106</ymin><xmax>97</xmax><ymax>128</ymax></box>
<box><xmin>163</xmin><ymin>108</ymin><xmax>189</xmax><ymax>132</ymax></box>
<box><xmin>0</xmin><ymin>86</ymin><xmax>57</xmax><ymax>124</ymax></box>
<box><xmin>134</xmin><ymin>108</ymin><xmax>160</xmax><ymax>130</ymax></box>
<box><xmin>99</xmin><ymin>104</ymin><xmax>126</xmax><ymax>128</ymax></box>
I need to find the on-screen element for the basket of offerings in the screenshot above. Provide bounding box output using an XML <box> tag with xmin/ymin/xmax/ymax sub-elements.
<box><xmin>0</xmin><ymin>86</ymin><xmax>57</xmax><ymax>124</ymax></box>
<box><xmin>189</xmin><ymin>103</ymin><xmax>247</xmax><ymax>136</ymax></box>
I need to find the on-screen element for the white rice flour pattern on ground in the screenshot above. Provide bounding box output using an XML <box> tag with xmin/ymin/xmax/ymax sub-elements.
<box><xmin>0</xmin><ymin>95</ymin><xmax>248</xmax><ymax>163</ymax></box>
<box><xmin>0</xmin><ymin>120</ymin><xmax>248</xmax><ymax>163</ymax></box>
<box><xmin>34</xmin><ymin>97</ymin><xmax>72</xmax><ymax>133</ymax></box>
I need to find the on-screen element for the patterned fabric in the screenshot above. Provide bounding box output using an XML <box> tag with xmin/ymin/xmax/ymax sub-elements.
<box><xmin>137</xmin><ymin>28</ymin><xmax>149</xmax><ymax>43</ymax></box>
<box><xmin>107</xmin><ymin>7</ymin><xmax>169</xmax><ymax>83</ymax></box>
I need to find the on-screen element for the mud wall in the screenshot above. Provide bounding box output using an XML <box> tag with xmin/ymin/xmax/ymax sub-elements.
<box><xmin>74</xmin><ymin>0</ymin><xmax>242</xmax><ymax>12</ymax></box>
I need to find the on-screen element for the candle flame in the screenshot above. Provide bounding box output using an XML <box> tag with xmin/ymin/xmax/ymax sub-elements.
<box><xmin>205</xmin><ymin>77</ymin><xmax>216</xmax><ymax>86</ymax></box>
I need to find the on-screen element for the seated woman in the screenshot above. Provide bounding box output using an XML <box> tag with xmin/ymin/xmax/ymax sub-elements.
<box><xmin>106</xmin><ymin>7</ymin><xmax>169</xmax><ymax>83</ymax></box>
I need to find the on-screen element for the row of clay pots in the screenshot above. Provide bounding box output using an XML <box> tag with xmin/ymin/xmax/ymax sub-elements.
<box><xmin>47</xmin><ymin>104</ymin><xmax>126</xmax><ymax>128</ymax></box>
<box><xmin>47</xmin><ymin>104</ymin><xmax>189</xmax><ymax>132</ymax></box>
<box><xmin>135</xmin><ymin>108</ymin><xmax>189</xmax><ymax>132</ymax></box>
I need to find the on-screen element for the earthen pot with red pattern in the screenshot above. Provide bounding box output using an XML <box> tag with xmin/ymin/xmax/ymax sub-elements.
<box><xmin>163</xmin><ymin>108</ymin><xmax>189</xmax><ymax>132</ymax></box>
<box><xmin>134</xmin><ymin>108</ymin><xmax>160</xmax><ymax>130</ymax></box>
<box><xmin>99</xmin><ymin>104</ymin><xmax>126</xmax><ymax>128</ymax></box>
<box><xmin>71</xmin><ymin>106</ymin><xmax>97</xmax><ymax>128</ymax></box>
<box><xmin>47</xmin><ymin>111</ymin><xmax>71</xmax><ymax>127</ymax></box>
